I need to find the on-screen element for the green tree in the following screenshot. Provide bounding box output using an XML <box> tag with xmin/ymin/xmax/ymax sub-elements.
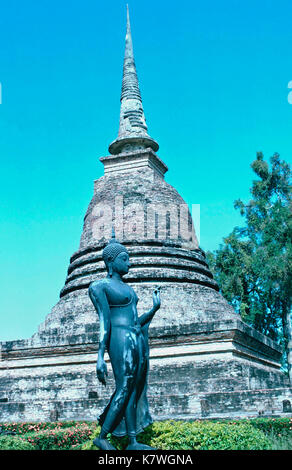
<box><xmin>207</xmin><ymin>152</ymin><xmax>292</xmax><ymax>382</ymax></box>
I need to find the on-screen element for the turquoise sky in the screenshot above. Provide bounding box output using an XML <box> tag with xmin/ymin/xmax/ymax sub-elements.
<box><xmin>1</xmin><ymin>0</ymin><xmax>292</xmax><ymax>341</ymax></box>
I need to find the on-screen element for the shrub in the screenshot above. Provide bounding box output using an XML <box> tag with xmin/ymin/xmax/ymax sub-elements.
<box><xmin>2</xmin><ymin>418</ymin><xmax>289</xmax><ymax>450</ymax></box>
<box><xmin>0</xmin><ymin>435</ymin><xmax>35</xmax><ymax>450</ymax></box>
<box><xmin>23</xmin><ymin>423</ymin><xmax>95</xmax><ymax>450</ymax></box>
<box><xmin>207</xmin><ymin>417</ymin><xmax>292</xmax><ymax>441</ymax></box>
<box><xmin>0</xmin><ymin>421</ymin><xmax>89</xmax><ymax>435</ymax></box>
<box><xmin>242</xmin><ymin>417</ymin><xmax>292</xmax><ymax>437</ymax></box>
<box><xmin>83</xmin><ymin>420</ymin><xmax>273</xmax><ymax>450</ymax></box>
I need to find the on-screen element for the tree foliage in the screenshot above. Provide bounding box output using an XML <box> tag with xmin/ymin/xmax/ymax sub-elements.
<box><xmin>207</xmin><ymin>152</ymin><xmax>292</xmax><ymax>376</ymax></box>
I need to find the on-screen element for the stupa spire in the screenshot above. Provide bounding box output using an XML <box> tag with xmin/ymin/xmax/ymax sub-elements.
<box><xmin>108</xmin><ymin>5</ymin><xmax>159</xmax><ymax>155</ymax></box>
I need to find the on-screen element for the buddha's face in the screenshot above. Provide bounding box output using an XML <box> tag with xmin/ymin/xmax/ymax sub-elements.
<box><xmin>111</xmin><ymin>251</ymin><xmax>130</xmax><ymax>276</ymax></box>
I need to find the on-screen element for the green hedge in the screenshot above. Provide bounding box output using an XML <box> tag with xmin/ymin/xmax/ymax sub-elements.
<box><xmin>83</xmin><ymin>420</ymin><xmax>273</xmax><ymax>450</ymax></box>
<box><xmin>0</xmin><ymin>421</ymin><xmax>89</xmax><ymax>435</ymax></box>
<box><xmin>1</xmin><ymin>418</ymin><xmax>290</xmax><ymax>450</ymax></box>
<box><xmin>23</xmin><ymin>423</ymin><xmax>95</xmax><ymax>450</ymax></box>
<box><xmin>0</xmin><ymin>435</ymin><xmax>35</xmax><ymax>451</ymax></box>
<box><xmin>240</xmin><ymin>418</ymin><xmax>292</xmax><ymax>436</ymax></box>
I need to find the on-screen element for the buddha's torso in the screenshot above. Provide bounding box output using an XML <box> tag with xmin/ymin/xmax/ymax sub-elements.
<box><xmin>104</xmin><ymin>279</ymin><xmax>139</xmax><ymax>328</ymax></box>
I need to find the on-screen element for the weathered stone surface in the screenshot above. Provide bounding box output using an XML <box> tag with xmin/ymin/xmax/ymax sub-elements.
<box><xmin>0</xmin><ymin>336</ymin><xmax>291</xmax><ymax>422</ymax></box>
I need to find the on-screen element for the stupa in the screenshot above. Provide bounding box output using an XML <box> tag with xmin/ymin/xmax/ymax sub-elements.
<box><xmin>0</xmin><ymin>7</ymin><xmax>291</xmax><ymax>423</ymax></box>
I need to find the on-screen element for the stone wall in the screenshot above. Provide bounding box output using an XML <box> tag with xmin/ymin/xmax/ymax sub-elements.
<box><xmin>1</xmin><ymin>318</ymin><xmax>291</xmax><ymax>422</ymax></box>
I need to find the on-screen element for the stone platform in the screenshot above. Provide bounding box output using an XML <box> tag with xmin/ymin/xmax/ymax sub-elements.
<box><xmin>1</xmin><ymin>312</ymin><xmax>291</xmax><ymax>422</ymax></box>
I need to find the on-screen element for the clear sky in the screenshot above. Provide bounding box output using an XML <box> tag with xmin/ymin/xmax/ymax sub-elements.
<box><xmin>0</xmin><ymin>0</ymin><xmax>292</xmax><ymax>341</ymax></box>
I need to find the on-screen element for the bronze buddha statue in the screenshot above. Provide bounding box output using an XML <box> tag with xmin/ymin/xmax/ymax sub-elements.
<box><xmin>89</xmin><ymin>230</ymin><xmax>161</xmax><ymax>450</ymax></box>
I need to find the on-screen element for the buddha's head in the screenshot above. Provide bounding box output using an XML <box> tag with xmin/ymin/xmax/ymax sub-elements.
<box><xmin>102</xmin><ymin>230</ymin><xmax>130</xmax><ymax>277</ymax></box>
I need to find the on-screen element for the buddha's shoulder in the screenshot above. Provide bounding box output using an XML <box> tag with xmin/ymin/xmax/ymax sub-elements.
<box><xmin>88</xmin><ymin>278</ymin><xmax>111</xmax><ymax>294</ymax></box>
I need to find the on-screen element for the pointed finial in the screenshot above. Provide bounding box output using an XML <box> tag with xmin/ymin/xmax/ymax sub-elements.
<box><xmin>126</xmin><ymin>4</ymin><xmax>130</xmax><ymax>27</ymax></box>
<box><xmin>125</xmin><ymin>4</ymin><xmax>133</xmax><ymax>59</ymax></box>
<box><xmin>108</xmin><ymin>5</ymin><xmax>159</xmax><ymax>155</ymax></box>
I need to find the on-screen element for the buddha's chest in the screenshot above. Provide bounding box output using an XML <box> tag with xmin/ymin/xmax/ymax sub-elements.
<box><xmin>107</xmin><ymin>283</ymin><xmax>135</xmax><ymax>306</ymax></box>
